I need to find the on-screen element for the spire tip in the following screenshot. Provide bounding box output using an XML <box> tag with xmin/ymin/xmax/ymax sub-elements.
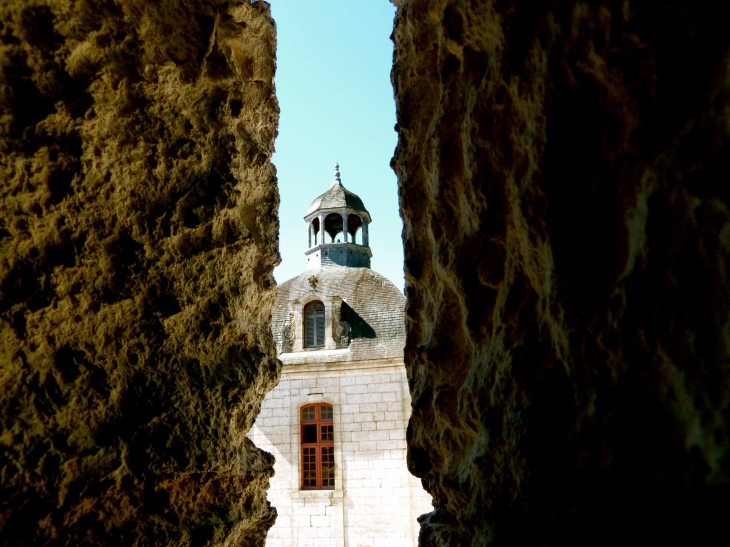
<box><xmin>332</xmin><ymin>161</ymin><xmax>342</xmax><ymax>186</ymax></box>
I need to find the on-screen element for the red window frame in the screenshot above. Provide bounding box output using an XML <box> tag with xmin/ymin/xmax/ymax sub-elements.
<box><xmin>301</xmin><ymin>403</ymin><xmax>335</xmax><ymax>490</ymax></box>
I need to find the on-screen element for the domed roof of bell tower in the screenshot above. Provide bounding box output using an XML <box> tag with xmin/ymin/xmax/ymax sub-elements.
<box><xmin>306</xmin><ymin>163</ymin><xmax>370</xmax><ymax>218</ymax></box>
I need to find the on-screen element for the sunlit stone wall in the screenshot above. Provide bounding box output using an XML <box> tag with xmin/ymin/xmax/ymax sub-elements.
<box><xmin>249</xmin><ymin>359</ymin><xmax>431</xmax><ymax>547</ymax></box>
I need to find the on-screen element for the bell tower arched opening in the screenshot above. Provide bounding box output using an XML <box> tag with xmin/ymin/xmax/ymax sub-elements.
<box><xmin>324</xmin><ymin>213</ymin><xmax>344</xmax><ymax>243</ymax></box>
<box><xmin>309</xmin><ymin>218</ymin><xmax>320</xmax><ymax>247</ymax></box>
<box><xmin>347</xmin><ymin>214</ymin><xmax>362</xmax><ymax>244</ymax></box>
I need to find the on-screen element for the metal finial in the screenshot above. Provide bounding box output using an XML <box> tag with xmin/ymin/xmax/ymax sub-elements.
<box><xmin>333</xmin><ymin>162</ymin><xmax>341</xmax><ymax>186</ymax></box>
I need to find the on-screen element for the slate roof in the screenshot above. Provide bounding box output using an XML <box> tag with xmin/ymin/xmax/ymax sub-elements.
<box><xmin>272</xmin><ymin>265</ymin><xmax>405</xmax><ymax>363</ymax></box>
<box><xmin>305</xmin><ymin>164</ymin><xmax>369</xmax><ymax>217</ymax></box>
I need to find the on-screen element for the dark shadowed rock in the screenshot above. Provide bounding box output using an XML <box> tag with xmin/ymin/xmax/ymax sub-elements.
<box><xmin>391</xmin><ymin>1</ymin><xmax>730</xmax><ymax>545</ymax></box>
<box><xmin>0</xmin><ymin>1</ymin><xmax>280</xmax><ymax>545</ymax></box>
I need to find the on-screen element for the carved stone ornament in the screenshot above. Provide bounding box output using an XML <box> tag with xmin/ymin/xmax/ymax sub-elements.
<box><xmin>308</xmin><ymin>275</ymin><xmax>318</xmax><ymax>289</ymax></box>
<box><xmin>281</xmin><ymin>312</ymin><xmax>295</xmax><ymax>353</ymax></box>
<box><xmin>332</xmin><ymin>302</ymin><xmax>351</xmax><ymax>349</ymax></box>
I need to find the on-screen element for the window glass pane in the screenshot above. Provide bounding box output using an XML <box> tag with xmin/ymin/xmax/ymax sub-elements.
<box><xmin>303</xmin><ymin>424</ymin><xmax>317</xmax><ymax>443</ymax></box>
<box><xmin>321</xmin><ymin>446</ymin><xmax>335</xmax><ymax>487</ymax></box>
<box><xmin>306</xmin><ymin>306</ymin><xmax>315</xmax><ymax>347</ymax></box>
<box><xmin>315</xmin><ymin>304</ymin><xmax>325</xmax><ymax>345</ymax></box>
<box><xmin>305</xmin><ymin>302</ymin><xmax>325</xmax><ymax>347</ymax></box>
<box><xmin>321</xmin><ymin>425</ymin><xmax>333</xmax><ymax>441</ymax></box>
<box><xmin>321</xmin><ymin>405</ymin><xmax>333</xmax><ymax>421</ymax></box>
<box><xmin>303</xmin><ymin>447</ymin><xmax>317</xmax><ymax>487</ymax></box>
<box><xmin>302</xmin><ymin>406</ymin><xmax>315</xmax><ymax>421</ymax></box>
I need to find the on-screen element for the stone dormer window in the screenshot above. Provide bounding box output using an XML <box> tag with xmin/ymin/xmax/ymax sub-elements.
<box><xmin>280</xmin><ymin>291</ymin><xmax>350</xmax><ymax>353</ymax></box>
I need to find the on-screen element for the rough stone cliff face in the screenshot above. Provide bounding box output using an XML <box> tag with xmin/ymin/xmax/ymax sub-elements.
<box><xmin>391</xmin><ymin>1</ymin><xmax>730</xmax><ymax>545</ymax></box>
<box><xmin>0</xmin><ymin>1</ymin><xmax>279</xmax><ymax>545</ymax></box>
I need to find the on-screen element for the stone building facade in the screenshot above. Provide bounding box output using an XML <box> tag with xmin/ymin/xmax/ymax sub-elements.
<box><xmin>249</xmin><ymin>165</ymin><xmax>432</xmax><ymax>547</ymax></box>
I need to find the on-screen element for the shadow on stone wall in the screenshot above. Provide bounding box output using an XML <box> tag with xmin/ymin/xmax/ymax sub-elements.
<box><xmin>341</xmin><ymin>302</ymin><xmax>376</xmax><ymax>340</ymax></box>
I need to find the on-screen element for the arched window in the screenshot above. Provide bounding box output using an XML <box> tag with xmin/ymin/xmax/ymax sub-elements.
<box><xmin>304</xmin><ymin>301</ymin><xmax>325</xmax><ymax>348</ymax></box>
<box><xmin>301</xmin><ymin>403</ymin><xmax>335</xmax><ymax>489</ymax></box>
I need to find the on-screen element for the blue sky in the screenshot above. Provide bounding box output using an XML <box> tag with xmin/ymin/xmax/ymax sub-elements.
<box><xmin>269</xmin><ymin>0</ymin><xmax>403</xmax><ymax>290</ymax></box>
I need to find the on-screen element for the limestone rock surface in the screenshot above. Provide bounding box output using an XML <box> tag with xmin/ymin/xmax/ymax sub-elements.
<box><xmin>0</xmin><ymin>1</ymin><xmax>279</xmax><ymax>545</ymax></box>
<box><xmin>392</xmin><ymin>1</ymin><xmax>730</xmax><ymax>545</ymax></box>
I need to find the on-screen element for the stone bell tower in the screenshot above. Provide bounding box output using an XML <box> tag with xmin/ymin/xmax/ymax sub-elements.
<box><xmin>304</xmin><ymin>163</ymin><xmax>372</xmax><ymax>271</ymax></box>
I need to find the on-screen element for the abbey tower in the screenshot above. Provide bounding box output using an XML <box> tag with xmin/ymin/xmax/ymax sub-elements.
<box><xmin>248</xmin><ymin>165</ymin><xmax>432</xmax><ymax>547</ymax></box>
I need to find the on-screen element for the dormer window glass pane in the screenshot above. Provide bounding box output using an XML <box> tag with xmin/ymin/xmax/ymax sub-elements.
<box><xmin>305</xmin><ymin>301</ymin><xmax>325</xmax><ymax>348</ymax></box>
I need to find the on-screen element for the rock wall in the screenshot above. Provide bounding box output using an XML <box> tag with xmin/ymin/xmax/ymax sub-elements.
<box><xmin>391</xmin><ymin>1</ymin><xmax>730</xmax><ymax>545</ymax></box>
<box><xmin>0</xmin><ymin>1</ymin><xmax>279</xmax><ymax>545</ymax></box>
